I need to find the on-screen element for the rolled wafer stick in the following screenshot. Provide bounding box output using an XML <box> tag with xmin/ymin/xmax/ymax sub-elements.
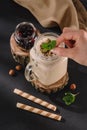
<box><xmin>16</xmin><ymin>102</ymin><xmax>62</xmax><ymax>121</ymax></box>
<box><xmin>14</xmin><ymin>88</ymin><xmax>57</xmax><ymax>111</ymax></box>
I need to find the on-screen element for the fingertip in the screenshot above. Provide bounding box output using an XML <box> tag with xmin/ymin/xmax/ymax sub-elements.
<box><xmin>51</xmin><ymin>47</ymin><xmax>73</xmax><ymax>58</ymax></box>
<box><xmin>50</xmin><ymin>47</ymin><xmax>63</xmax><ymax>56</ymax></box>
<box><xmin>56</xmin><ymin>35</ymin><xmax>65</xmax><ymax>46</ymax></box>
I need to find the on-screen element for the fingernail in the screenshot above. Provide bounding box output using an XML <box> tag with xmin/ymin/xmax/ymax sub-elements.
<box><xmin>50</xmin><ymin>49</ymin><xmax>54</xmax><ymax>53</ymax></box>
<box><xmin>50</xmin><ymin>49</ymin><xmax>56</xmax><ymax>54</ymax></box>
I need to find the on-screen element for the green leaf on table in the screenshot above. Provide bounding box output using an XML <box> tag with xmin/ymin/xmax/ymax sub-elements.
<box><xmin>62</xmin><ymin>92</ymin><xmax>79</xmax><ymax>105</ymax></box>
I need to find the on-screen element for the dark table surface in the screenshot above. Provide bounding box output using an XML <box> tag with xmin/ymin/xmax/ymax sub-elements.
<box><xmin>0</xmin><ymin>0</ymin><xmax>87</xmax><ymax>130</ymax></box>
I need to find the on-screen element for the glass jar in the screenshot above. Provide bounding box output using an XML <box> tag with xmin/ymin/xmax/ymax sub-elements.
<box><xmin>25</xmin><ymin>32</ymin><xmax>68</xmax><ymax>93</ymax></box>
<box><xmin>10</xmin><ymin>22</ymin><xmax>38</xmax><ymax>65</ymax></box>
<box><xmin>14</xmin><ymin>22</ymin><xmax>37</xmax><ymax>50</ymax></box>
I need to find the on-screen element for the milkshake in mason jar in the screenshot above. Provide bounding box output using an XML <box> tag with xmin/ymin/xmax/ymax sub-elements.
<box><xmin>25</xmin><ymin>32</ymin><xmax>69</xmax><ymax>93</ymax></box>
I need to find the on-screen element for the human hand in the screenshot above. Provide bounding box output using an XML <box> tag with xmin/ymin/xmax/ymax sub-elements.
<box><xmin>52</xmin><ymin>27</ymin><xmax>87</xmax><ymax>66</ymax></box>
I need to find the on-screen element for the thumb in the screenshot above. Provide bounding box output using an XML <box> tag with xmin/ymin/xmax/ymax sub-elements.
<box><xmin>51</xmin><ymin>47</ymin><xmax>74</xmax><ymax>59</ymax></box>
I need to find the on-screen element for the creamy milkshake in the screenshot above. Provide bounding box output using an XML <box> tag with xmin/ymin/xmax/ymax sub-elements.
<box><xmin>25</xmin><ymin>32</ymin><xmax>68</xmax><ymax>93</ymax></box>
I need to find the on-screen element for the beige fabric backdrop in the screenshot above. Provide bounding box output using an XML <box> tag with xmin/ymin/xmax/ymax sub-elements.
<box><xmin>13</xmin><ymin>0</ymin><xmax>87</xmax><ymax>30</ymax></box>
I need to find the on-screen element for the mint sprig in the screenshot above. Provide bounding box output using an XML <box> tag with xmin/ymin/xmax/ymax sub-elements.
<box><xmin>63</xmin><ymin>92</ymin><xmax>79</xmax><ymax>105</ymax></box>
<box><xmin>40</xmin><ymin>39</ymin><xmax>56</xmax><ymax>53</ymax></box>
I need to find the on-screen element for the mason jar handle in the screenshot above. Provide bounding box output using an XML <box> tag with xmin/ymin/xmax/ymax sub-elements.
<box><xmin>25</xmin><ymin>63</ymin><xmax>33</xmax><ymax>81</ymax></box>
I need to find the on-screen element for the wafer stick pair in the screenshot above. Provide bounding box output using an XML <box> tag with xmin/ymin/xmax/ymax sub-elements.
<box><xmin>14</xmin><ymin>88</ymin><xmax>62</xmax><ymax>121</ymax></box>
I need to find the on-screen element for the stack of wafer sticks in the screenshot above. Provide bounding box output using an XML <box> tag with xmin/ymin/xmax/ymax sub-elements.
<box><xmin>13</xmin><ymin>88</ymin><xmax>62</xmax><ymax>121</ymax></box>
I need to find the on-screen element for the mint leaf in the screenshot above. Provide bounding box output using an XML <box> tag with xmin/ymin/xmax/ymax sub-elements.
<box><xmin>41</xmin><ymin>39</ymin><xmax>56</xmax><ymax>53</ymax></box>
<box><xmin>51</xmin><ymin>40</ymin><xmax>56</xmax><ymax>48</ymax></box>
<box><xmin>63</xmin><ymin>92</ymin><xmax>77</xmax><ymax>105</ymax></box>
